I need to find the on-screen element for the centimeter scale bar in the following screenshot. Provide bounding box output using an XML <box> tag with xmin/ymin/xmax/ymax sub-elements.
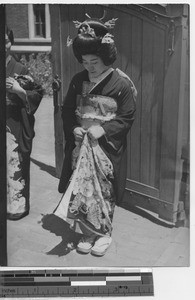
<box><xmin>0</xmin><ymin>268</ymin><xmax>154</xmax><ymax>297</ymax></box>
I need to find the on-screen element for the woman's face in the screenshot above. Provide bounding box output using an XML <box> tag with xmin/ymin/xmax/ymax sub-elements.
<box><xmin>82</xmin><ymin>54</ymin><xmax>109</xmax><ymax>79</ymax></box>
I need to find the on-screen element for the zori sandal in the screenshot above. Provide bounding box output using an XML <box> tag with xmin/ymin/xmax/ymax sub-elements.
<box><xmin>91</xmin><ymin>236</ymin><xmax>112</xmax><ymax>256</ymax></box>
<box><xmin>76</xmin><ymin>235</ymin><xmax>96</xmax><ymax>254</ymax></box>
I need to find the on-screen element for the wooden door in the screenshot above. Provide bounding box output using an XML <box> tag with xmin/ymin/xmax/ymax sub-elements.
<box><xmin>50</xmin><ymin>4</ymin><xmax>189</xmax><ymax>223</ymax></box>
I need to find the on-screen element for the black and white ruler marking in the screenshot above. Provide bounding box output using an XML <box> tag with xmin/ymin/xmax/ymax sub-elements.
<box><xmin>0</xmin><ymin>268</ymin><xmax>154</xmax><ymax>297</ymax></box>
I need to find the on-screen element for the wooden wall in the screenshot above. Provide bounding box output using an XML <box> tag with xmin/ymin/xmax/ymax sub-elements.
<box><xmin>50</xmin><ymin>4</ymin><xmax>189</xmax><ymax>222</ymax></box>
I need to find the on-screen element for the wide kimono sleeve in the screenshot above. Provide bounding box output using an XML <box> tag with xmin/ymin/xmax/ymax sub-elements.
<box><xmin>61</xmin><ymin>76</ymin><xmax>80</xmax><ymax>142</ymax></box>
<box><xmin>25</xmin><ymin>89</ymin><xmax>43</xmax><ymax>115</ymax></box>
<box><xmin>19</xmin><ymin>65</ymin><xmax>43</xmax><ymax>115</ymax></box>
<box><xmin>101</xmin><ymin>78</ymin><xmax>136</xmax><ymax>152</ymax></box>
<box><xmin>58</xmin><ymin>76</ymin><xmax>80</xmax><ymax>193</ymax></box>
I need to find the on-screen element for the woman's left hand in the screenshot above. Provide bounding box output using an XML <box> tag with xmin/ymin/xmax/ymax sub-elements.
<box><xmin>88</xmin><ymin>125</ymin><xmax>105</xmax><ymax>140</ymax></box>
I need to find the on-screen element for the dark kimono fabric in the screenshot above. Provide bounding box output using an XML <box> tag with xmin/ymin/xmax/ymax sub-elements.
<box><xmin>6</xmin><ymin>56</ymin><xmax>43</xmax><ymax>218</ymax></box>
<box><xmin>59</xmin><ymin>69</ymin><xmax>136</xmax><ymax>205</ymax></box>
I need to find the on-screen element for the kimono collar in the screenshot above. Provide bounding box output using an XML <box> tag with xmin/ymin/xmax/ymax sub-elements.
<box><xmin>88</xmin><ymin>67</ymin><xmax>114</xmax><ymax>94</ymax></box>
<box><xmin>89</xmin><ymin>67</ymin><xmax>114</xmax><ymax>84</ymax></box>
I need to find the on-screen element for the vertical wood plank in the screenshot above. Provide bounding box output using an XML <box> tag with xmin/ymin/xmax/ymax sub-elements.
<box><xmin>50</xmin><ymin>4</ymin><xmax>62</xmax><ymax>103</ymax></box>
<box><xmin>149</xmin><ymin>26</ymin><xmax>165</xmax><ymax>188</ymax></box>
<box><xmin>159</xmin><ymin>26</ymin><xmax>183</xmax><ymax>206</ymax></box>
<box><xmin>60</xmin><ymin>4</ymin><xmax>71</xmax><ymax>100</ymax></box>
<box><xmin>140</xmin><ymin>22</ymin><xmax>154</xmax><ymax>185</ymax></box>
<box><xmin>50</xmin><ymin>4</ymin><xmax>64</xmax><ymax>178</ymax></box>
<box><xmin>108</xmin><ymin>5</ymin><xmax>123</xmax><ymax>70</ymax></box>
<box><xmin>129</xmin><ymin>16</ymin><xmax>143</xmax><ymax>181</ymax></box>
<box><xmin>173</xmin><ymin>15</ymin><xmax>189</xmax><ymax>211</ymax></box>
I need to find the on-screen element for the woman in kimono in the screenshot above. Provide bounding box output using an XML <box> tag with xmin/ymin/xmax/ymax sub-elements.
<box><xmin>6</xmin><ymin>26</ymin><xmax>43</xmax><ymax>220</ymax></box>
<box><xmin>55</xmin><ymin>18</ymin><xmax>136</xmax><ymax>256</ymax></box>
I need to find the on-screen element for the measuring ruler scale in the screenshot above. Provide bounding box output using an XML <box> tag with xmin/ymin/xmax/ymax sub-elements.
<box><xmin>0</xmin><ymin>268</ymin><xmax>154</xmax><ymax>297</ymax></box>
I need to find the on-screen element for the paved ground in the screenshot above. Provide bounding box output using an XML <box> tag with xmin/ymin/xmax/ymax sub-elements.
<box><xmin>7</xmin><ymin>97</ymin><xmax>190</xmax><ymax>267</ymax></box>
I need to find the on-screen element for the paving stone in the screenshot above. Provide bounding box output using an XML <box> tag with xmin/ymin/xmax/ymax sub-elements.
<box><xmin>155</xmin><ymin>242</ymin><xmax>190</xmax><ymax>266</ymax></box>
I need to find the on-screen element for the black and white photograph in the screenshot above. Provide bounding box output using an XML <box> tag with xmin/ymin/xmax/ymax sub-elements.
<box><xmin>1</xmin><ymin>2</ymin><xmax>190</xmax><ymax>273</ymax></box>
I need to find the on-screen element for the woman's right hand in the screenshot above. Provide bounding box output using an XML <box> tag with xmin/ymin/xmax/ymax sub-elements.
<box><xmin>73</xmin><ymin>127</ymin><xmax>86</xmax><ymax>142</ymax></box>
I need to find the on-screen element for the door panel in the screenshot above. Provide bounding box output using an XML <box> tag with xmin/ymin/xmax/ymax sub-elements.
<box><xmin>50</xmin><ymin>4</ymin><xmax>187</xmax><ymax>222</ymax></box>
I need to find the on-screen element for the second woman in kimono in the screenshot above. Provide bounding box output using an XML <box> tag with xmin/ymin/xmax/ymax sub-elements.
<box><xmin>54</xmin><ymin>18</ymin><xmax>136</xmax><ymax>256</ymax></box>
<box><xmin>6</xmin><ymin>26</ymin><xmax>43</xmax><ymax>220</ymax></box>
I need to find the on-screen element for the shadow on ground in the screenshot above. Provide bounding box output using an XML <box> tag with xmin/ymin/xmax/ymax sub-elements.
<box><xmin>31</xmin><ymin>158</ymin><xmax>57</xmax><ymax>178</ymax></box>
<box><xmin>120</xmin><ymin>202</ymin><xmax>175</xmax><ymax>229</ymax></box>
<box><xmin>41</xmin><ymin>214</ymin><xmax>82</xmax><ymax>256</ymax></box>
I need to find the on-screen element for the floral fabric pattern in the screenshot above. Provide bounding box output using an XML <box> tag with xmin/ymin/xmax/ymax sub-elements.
<box><xmin>75</xmin><ymin>93</ymin><xmax>117</xmax><ymax>124</ymax></box>
<box><xmin>69</xmin><ymin>134</ymin><xmax>115</xmax><ymax>235</ymax></box>
<box><xmin>7</xmin><ymin>128</ymin><xmax>26</xmax><ymax>215</ymax></box>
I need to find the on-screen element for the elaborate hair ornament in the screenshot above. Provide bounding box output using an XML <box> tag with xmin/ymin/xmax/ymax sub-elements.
<box><xmin>100</xmin><ymin>10</ymin><xmax>107</xmax><ymax>21</ymax></box>
<box><xmin>68</xmin><ymin>17</ymin><xmax>117</xmax><ymax>47</ymax></box>
<box><xmin>73</xmin><ymin>17</ymin><xmax>118</xmax><ymax>30</ymax></box>
<box><xmin>73</xmin><ymin>20</ymin><xmax>96</xmax><ymax>37</ymax></box>
<box><xmin>79</xmin><ymin>23</ymin><xmax>96</xmax><ymax>37</ymax></box>
<box><xmin>73</xmin><ymin>20</ymin><xmax>82</xmax><ymax>29</ymax></box>
<box><xmin>104</xmin><ymin>18</ymin><xmax>118</xmax><ymax>29</ymax></box>
<box><xmin>67</xmin><ymin>36</ymin><xmax>73</xmax><ymax>47</ymax></box>
<box><xmin>101</xmin><ymin>33</ymin><xmax>114</xmax><ymax>44</ymax></box>
<box><xmin>85</xmin><ymin>13</ymin><xmax>91</xmax><ymax>19</ymax></box>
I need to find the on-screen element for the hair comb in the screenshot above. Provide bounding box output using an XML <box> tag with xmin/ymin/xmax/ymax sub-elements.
<box><xmin>104</xmin><ymin>18</ymin><xmax>118</xmax><ymax>29</ymax></box>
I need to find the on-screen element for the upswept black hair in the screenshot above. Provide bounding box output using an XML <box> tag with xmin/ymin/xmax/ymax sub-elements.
<box><xmin>5</xmin><ymin>25</ymin><xmax>14</xmax><ymax>45</ymax></box>
<box><xmin>72</xmin><ymin>19</ymin><xmax>117</xmax><ymax>66</ymax></box>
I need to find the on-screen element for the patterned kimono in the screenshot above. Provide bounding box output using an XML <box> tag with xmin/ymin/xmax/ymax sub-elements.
<box><xmin>6</xmin><ymin>56</ymin><xmax>43</xmax><ymax>219</ymax></box>
<box><xmin>55</xmin><ymin>68</ymin><xmax>136</xmax><ymax>236</ymax></box>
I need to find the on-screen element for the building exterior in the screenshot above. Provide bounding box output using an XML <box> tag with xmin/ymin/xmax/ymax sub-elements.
<box><xmin>6</xmin><ymin>4</ymin><xmax>51</xmax><ymax>53</ymax></box>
